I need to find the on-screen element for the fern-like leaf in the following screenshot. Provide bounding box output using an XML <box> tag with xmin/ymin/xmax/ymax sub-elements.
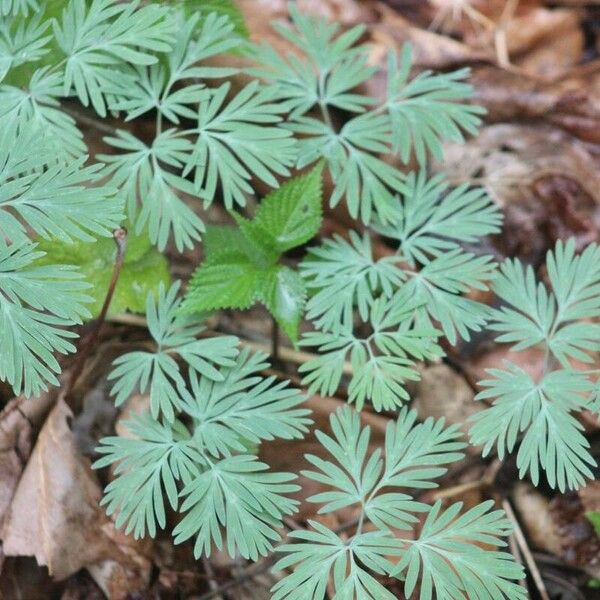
<box><xmin>0</xmin><ymin>240</ymin><xmax>92</xmax><ymax>396</ymax></box>
<box><xmin>180</xmin><ymin>348</ymin><xmax>311</xmax><ymax>457</ymax></box>
<box><xmin>1</xmin><ymin>67</ymin><xmax>87</xmax><ymax>157</ymax></box>
<box><xmin>184</xmin><ymin>81</ymin><xmax>296</xmax><ymax>208</ymax></box>
<box><xmin>0</xmin><ymin>12</ymin><xmax>50</xmax><ymax>80</ymax></box>
<box><xmin>386</xmin><ymin>45</ymin><xmax>485</xmax><ymax>165</ymax></box>
<box><xmin>94</xmin><ymin>413</ymin><xmax>202</xmax><ymax>538</ymax></box>
<box><xmin>391</xmin><ymin>500</ymin><xmax>526</xmax><ymax>600</ymax></box>
<box><xmin>300</xmin><ymin>298</ymin><xmax>442</xmax><ymax>411</ymax></box>
<box><xmin>470</xmin><ymin>364</ymin><xmax>595</xmax><ymax>491</ymax></box>
<box><xmin>108</xmin><ymin>281</ymin><xmax>239</xmax><ymax>421</ymax></box>
<box><xmin>54</xmin><ymin>0</ymin><xmax>175</xmax><ymax>116</ymax></box>
<box><xmin>373</xmin><ymin>171</ymin><xmax>502</xmax><ymax>265</ymax></box>
<box><xmin>302</xmin><ymin>231</ymin><xmax>406</xmax><ymax>333</ymax></box>
<box><xmin>100</xmin><ymin>128</ymin><xmax>204</xmax><ymax>250</ymax></box>
<box><xmin>173</xmin><ymin>455</ymin><xmax>299</xmax><ymax>560</ymax></box>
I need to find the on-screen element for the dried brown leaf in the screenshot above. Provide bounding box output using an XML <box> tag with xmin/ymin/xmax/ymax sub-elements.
<box><xmin>1</xmin><ymin>398</ymin><xmax>152</xmax><ymax>599</ymax></box>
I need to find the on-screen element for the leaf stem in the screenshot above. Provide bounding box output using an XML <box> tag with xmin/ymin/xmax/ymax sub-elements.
<box><xmin>63</xmin><ymin>227</ymin><xmax>128</xmax><ymax>409</ymax></box>
<box><xmin>355</xmin><ymin>505</ymin><xmax>365</xmax><ymax>536</ymax></box>
<box><xmin>318</xmin><ymin>71</ymin><xmax>334</xmax><ymax>130</ymax></box>
<box><xmin>271</xmin><ymin>317</ymin><xmax>280</xmax><ymax>363</ymax></box>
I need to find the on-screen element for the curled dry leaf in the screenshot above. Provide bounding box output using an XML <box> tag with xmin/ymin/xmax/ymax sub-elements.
<box><xmin>239</xmin><ymin>0</ymin><xmax>376</xmax><ymax>28</ymax></box>
<box><xmin>512</xmin><ymin>483</ymin><xmax>564</xmax><ymax>556</ymax></box>
<box><xmin>513</xmin><ymin>482</ymin><xmax>600</xmax><ymax>579</ymax></box>
<box><xmin>470</xmin><ymin>67</ymin><xmax>600</xmax><ymax>143</ymax></box>
<box><xmin>434</xmin><ymin>123</ymin><xmax>600</xmax><ymax>263</ymax></box>
<box><xmin>1</xmin><ymin>398</ymin><xmax>152</xmax><ymax>599</ymax></box>
<box><xmin>0</xmin><ymin>391</ymin><xmax>56</xmax><ymax>530</ymax></box>
<box><xmin>463</xmin><ymin>5</ymin><xmax>583</xmax><ymax>78</ymax></box>
<box><xmin>369</xmin><ymin>4</ymin><xmax>490</xmax><ymax>71</ymax></box>
<box><xmin>508</xmin><ymin>8</ymin><xmax>583</xmax><ymax>79</ymax></box>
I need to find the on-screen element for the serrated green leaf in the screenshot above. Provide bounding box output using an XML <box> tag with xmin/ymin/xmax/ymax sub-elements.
<box><xmin>182</xmin><ymin>258</ymin><xmax>263</xmax><ymax>312</ymax></box>
<box><xmin>258</xmin><ymin>266</ymin><xmax>306</xmax><ymax>343</ymax></box>
<box><xmin>184</xmin><ymin>167</ymin><xmax>323</xmax><ymax>342</ymax></box>
<box><xmin>249</xmin><ymin>162</ymin><xmax>324</xmax><ymax>254</ymax></box>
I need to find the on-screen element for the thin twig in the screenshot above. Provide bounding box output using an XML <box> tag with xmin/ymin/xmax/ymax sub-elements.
<box><xmin>202</xmin><ymin>557</ymin><xmax>226</xmax><ymax>600</ymax></box>
<box><xmin>107</xmin><ymin>314</ymin><xmax>355</xmax><ymax>374</ymax></box>
<box><xmin>432</xmin><ymin>479</ymin><xmax>483</xmax><ymax>500</ymax></box>
<box><xmin>271</xmin><ymin>317</ymin><xmax>280</xmax><ymax>363</ymax></box>
<box><xmin>62</xmin><ymin>104</ymin><xmax>119</xmax><ymax>136</ymax></box>
<box><xmin>63</xmin><ymin>228</ymin><xmax>128</xmax><ymax>408</ymax></box>
<box><xmin>502</xmin><ymin>498</ymin><xmax>550</xmax><ymax>600</ymax></box>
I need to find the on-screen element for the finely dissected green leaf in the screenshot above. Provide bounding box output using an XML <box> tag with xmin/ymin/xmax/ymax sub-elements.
<box><xmin>0</xmin><ymin>67</ymin><xmax>86</xmax><ymax>157</ymax></box>
<box><xmin>386</xmin><ymin>44</ymin><xmax>484</xmax><ymax>165</ymax></box>
<box><xmin>289</xmin><ymin>112</ymin><xmax>405</xmax><ymax>224</ymax></box>
<box><xmin>401</xmin><ymin>249</ymin><xmax>496</xmax><ymax>344</ymax></box>
<box><xmin>184</xmin><ymin>81</ymin><xmax>297</xmax><ymax>208</ymax></box>
<box><xmin>110</xmin><ymin>11</ymin><xmax>240</xmax><ymax>124</ymax></box>
<box><xmin>489</xmin><ymin>257</ymin><xmax>555</xmax><ymax>352</ymax></box>
<box><xmin>1</xmin><ymin>0</ymin><xmax>38</xmax><ymax>17</ymax></box>
<box><xmin>183</xmin><ymin>165</ymin><xmax>323</xmax><ymax>342</ymax></box>
<box><xmin>0</xmin><ymin>240</ymin><xmax>92</xmax><ymax>397</ymax></box>
<box><xmin>0</xmin><ymin>120</ymin><xmax>123</xmax><ymax>244</ymax></box>
<box><xmin>470</xmin><ymin>364</ymin><xmax>596</xmax><ymax>492</ymax></box>
<box><xmin>99</xmin><ymin>128</ymin><xmax>204</xmax><ymax>251</ymax></box>
<box><xmin>475</xmin><ymin>239</ymin><xmax>600</xmax><ymax>490</ymax></box>
<box><xmin>300</xmin><ymin>298</ymin><xmax>442</xmax><ymax>411</ymax></box>
<box><xmin>303</xmin><ymin>407</ymin><xmax>463</xmax><ymax>527</ymax></box>
<box><xmin>391</xmin><ymin>500</ymin><xmax>526</xmax><ymax>600</ymax></box>
<box><xmin>0</xmin><ymin>118</ymin><xmax>123</xmax><ymax>398</ymax></box>
<box><xmin>0</xmin><ymin>12</ymin><xmax>51</xmax><ymax>82</ymax></box>
<box><xmin>373</xmin><ymin>171</ymin><xmax>502</xmax><ymax>265</ymax></box>
<box><xmin>274</xmin><ymin>406</ymin><xmax>522</xmax><ymax>600</ymax></box>
<box><xmin>94</xmin><ymin>413</ymin><xmax>202</xmax><ymax>538</ymax></box>
<box><xmin>173</xmin><ymin>455</ymin><xmax>299</xmax><ymax>560</ymax></box>
<box><xmin>53</xmin><ymin>0</ymin><xmax>175</xmax><ymax>117</ymax></box>
<box><xmin>108</xmin><ymin>281</ymin><xmax>239</xmax><ymax>421</ymax></box>
<box><xmin>180</xmin><ymin>347</ymin><xmax>311</xmax><ymax>457</ymax></box>
<box><xmin>365</xmin><ymin>410</ymin><xmax>465</xmax><ymax>529</ymax></box>
<box><xmin>272</xmin><ymin>523</ymin><xmax>400</xmax><ymax>600</ymax></box>
<box><xmin>100</xmin><ymin>322</ymin><xmax>307</xmax><ymax>556</ymax></box>
<box><xmin>303</xmin><ymin>407</ymin><xmax>383</xmax><ymax>514</ymax></box>
<box><xmin>302</xmin><ymin>231</ymin><xmax>406</xmax><ymax>333</ymax></box>
<box><xmin>249</xmin><ymin>4</ymin><xmax>374</xmax><ymax>117</ymax></box>
<box><xmin>33</xmin><ymin>226</ymin><xmax>170</xmax><ymax>317</ymax></box>
<box><xmin>254</xmin><ymin>12</ymin><xmax>482</xmax><ymax>222</ymax></box>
